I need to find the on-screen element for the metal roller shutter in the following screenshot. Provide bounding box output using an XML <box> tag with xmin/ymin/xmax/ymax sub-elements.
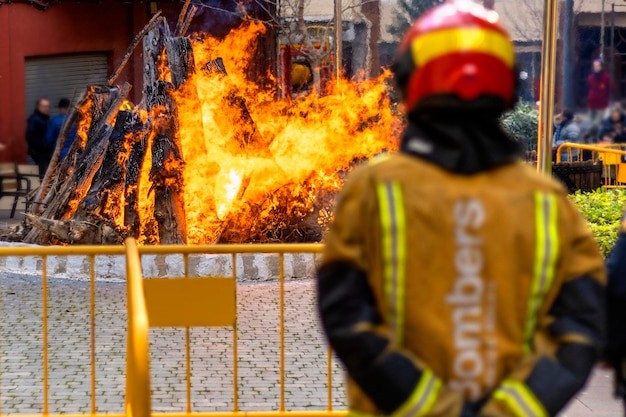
<box><xmin>24</xmin><ymin>53</ymin><xmax>109</xmax><ymax>117</ymax></box>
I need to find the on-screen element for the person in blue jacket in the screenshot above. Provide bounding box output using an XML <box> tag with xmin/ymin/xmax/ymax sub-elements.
<box><xmin>46</xmin><ymin>98</ymin><xmax>77</xmax><ymax>161</ymax></box>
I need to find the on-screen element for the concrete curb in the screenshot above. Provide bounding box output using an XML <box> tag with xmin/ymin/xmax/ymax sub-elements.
<box><xmin>0</xmin><ymin>242</ymin><xmax>319</xmax><ymax>283</ymax></box>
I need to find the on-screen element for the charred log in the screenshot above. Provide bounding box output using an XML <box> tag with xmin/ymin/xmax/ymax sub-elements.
<box><xmin>165</xmin><ymin>36</ymin><xmax>207</xmax><ymax>155</ymax></box>
<box><xmin>150</xmin><ymin>80</ymin><xmax>187</xmax><ymax>244</ymax></box>
<box><xmin>174</xmin><ymin>0</ymin><xmax>192</xmax><ymax>37</ymax></box>
<box><xmin>165</xmin><ymin>36</ymin><xmax>195</xmax><ymax>88</ymax></box>
<box><xmin>24</xmin><ymin>84</ymin><xmax>131</xmax><ymax>245</ymax></box>
<box><xmin>31</xmin><ymin>86</ymin><xmax>114</xmax><ymax>216</ymax></box>
<box><xmin>178</xmin><ymin>5</ymin><xmax>198</xmax><ymax>37</ymax></box>
<box><xmin>37</xmin><ymin>92</ymin><xmax>83</xmax><ymax>210</ymax></box>
<box><xmin>144</xmin><ymin>27</ymin><xmax>165</xmax><ymax>109</ymax></box>
<box><xmin>137</xmin><ymin>34</ymin><xmax>198</xmax><ymax>244</ymax></box>
<box><xmin>203</xmin><ymin>57</ymin><xmax>227</xmax><ymax>75</ymax></box>
<box><xmin>203</xmin><ymin>58</ymin><xmax>269</xmax><ymax>155</ymax></box>
<box><xmin>26</xmin><ymin>214</ymin><xmax>121</xmax><ymax>245</ymax></box>
<box><xmin>0</xmin><ymin>223</ymin><xmax>28</xmax><ymax>242</ymax></box>
<box><xmin>75</xmin><ymin>110</ymin><xmax>133</xmax><ymax>222</ymax></box>
<box><xmin>108</xmin><ymin>11</ymin><xmax>163</xmax><ymax>87</ymax></box>
<box><xmin>124</xmin><ymin>119</ymin><xmax>151</xmax><ymax>238</ymax></box>
<box><xmin>68</xmin><ymin>110</ymin><xmax>146</xmax><ymax>245</ymax></box>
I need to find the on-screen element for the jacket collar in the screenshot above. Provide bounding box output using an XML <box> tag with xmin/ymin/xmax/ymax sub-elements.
<box><xmin>400</xmin><ymin>95</ymin><xmax>523</xmax><ymax>175</ymax></box>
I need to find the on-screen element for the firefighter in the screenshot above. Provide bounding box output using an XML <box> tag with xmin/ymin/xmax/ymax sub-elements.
<box><xmin>316</xmin><ymin>1</ymin><xmax>606</xmax><ymax>416</ymax></box>
<box><xmin>606</xmin><ymin>216</ymin><xmax>626</xmax><ymax>414</ymax></box>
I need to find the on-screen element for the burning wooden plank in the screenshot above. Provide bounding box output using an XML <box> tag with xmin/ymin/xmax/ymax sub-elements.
<box><xmin>67</xmin><ymin>110</ymin><xmax>147</xmax><ymax>245</ymax></box>
<box><xmin>165</xmin><ymin>36</ymin><xmax>195</xmax><ymax>88</ymax></box>
<box><xmin>24</xmin><ymin>84</ymin><xmax>131</xmax><ymax>244</ymax></box>
<box><xmin>25</xmin><ymin>215</ymin><xmax>120</xmax><ymax>245</ymax></box>
<box><xmin>143</xmin><ymin>27</ymin><xmax>165</xmax><ymax>107</ymax></box>
<box><xmin>203</xmin><ymin>57</ymin><xmax>270</xmax><ymax>155</ymax></box>
<box><xmin>30</xmin><ymin>85</ymin><xmax>112</xmax><ymax>216</ymax></box>
<box><xmin>149</xmin><ymin>81</ymin><xmax>187</xmax><ymax>244</ymax></box>
<box><xmin>124</xmin><ymin>117</ymin><xmax>151</xmax><ymax>239</ymax></box>
<box><xmin>143</xmin><ymin>32</ymin><xmax>191</xmax><ymax>244</ymax></box>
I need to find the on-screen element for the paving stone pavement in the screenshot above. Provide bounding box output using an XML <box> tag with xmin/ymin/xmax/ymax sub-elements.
<box><xmin>0</xmin><ymin>275</ymin><xmax>623</xmax><ymax>416</ymax></box>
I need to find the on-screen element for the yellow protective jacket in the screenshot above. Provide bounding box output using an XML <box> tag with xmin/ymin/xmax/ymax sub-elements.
<box><xmin>317</xmin><ymin>154</ymin><xmax>606</xmax><ymax>417</ymax></box>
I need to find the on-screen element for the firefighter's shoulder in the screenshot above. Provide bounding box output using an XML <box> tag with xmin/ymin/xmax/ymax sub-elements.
<box><xmin>338</xmin><ymin>152</ymin><xmax>407</xmax><ymax>195</ymax></box>
<box><xmin>361</xmin><ymin>151</ymin><xmax>420</xmax><ymax>170</ymax></box>
<box><xmin>345</xmin><ymin>152</ymin><xmax>398</xmax><ymax>177</ymax></box>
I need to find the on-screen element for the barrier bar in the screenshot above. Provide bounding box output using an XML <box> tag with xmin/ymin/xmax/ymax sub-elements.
<box><xmin>184</xmin><ymin>253</ymin><xmax>192</xmax><ymax>414</ymax></box>
<box><xmin>327</xmin><ymin>346</ymin><xmax>333</xmax><ymax>412</ymax></box>
<box><xmin>2</xmin><ymin>413</ymin><xmax>348</xmax><ymax>417</ymax></box>
<box><xmin>0</xmin><ymin>243</ymin><xmax>323</xmax><ymax>257</ymax></box>
<box><xmin>232</xmin><ymin>252</ymin><xmax>239</xmax><ymax>413</ymax></box>
<box><xmin>556</xmin><ymin>142</ymin><xmax>626</xmax><ymax>161</ymax></box>
<box><xmin>42</xmin><ymin>255</ymin><xmax>49</xmax><ymax>415</ymax></box>
<box><xmin>90</xmin><ymin>255</ymin><xmax>97</xmax><ymax>414</ymax></box>
<box><xmin>279</xmin><ymin>252</ymin><xmax>285</xmax><ymax>412</ymax></box>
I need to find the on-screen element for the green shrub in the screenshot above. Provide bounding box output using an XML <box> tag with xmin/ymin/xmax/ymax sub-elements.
<box><xmin>500</xmin><ymin>103</ymin><xmax>538</xmax><ymax>151</ymax></box>
<box><xmin>569</xmin><ymin>188</ymin><xmax>626</xmax><ymax>256</ymax></box>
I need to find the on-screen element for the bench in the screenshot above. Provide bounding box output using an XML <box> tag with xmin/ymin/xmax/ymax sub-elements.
<box><xmin>0</xmin><ymin>162</ymin><xmax>32</xmax><ymax>218</ymax></box>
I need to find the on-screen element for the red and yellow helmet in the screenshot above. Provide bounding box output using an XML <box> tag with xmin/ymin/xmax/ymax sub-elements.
<box><xmin>393</xmin><ymin>0</ymin><xmax>516</xmax><ymax>112</ymax></box>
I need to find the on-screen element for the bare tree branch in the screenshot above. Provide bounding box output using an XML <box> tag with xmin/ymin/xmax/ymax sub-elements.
<box><xmin>501</xmin><ymin>0</ymin><xmax>587</xmax><ymax>42</ymax></box>
<box><xmin>174</xmin><ymin>0</ymin><xmax>192</xmax><ymax>36</ymax></box>
<box><xmin>108</xmin><ymin>11</ymin><xmax>163</xmax><ymax>86</ymax></box>
<box><xmin>178</xmin><ymin>5</ymin><xmax>198</xmax><ymax>37</ymax></box>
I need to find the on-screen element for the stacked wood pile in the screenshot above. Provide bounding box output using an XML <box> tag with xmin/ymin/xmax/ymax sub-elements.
<box><xmin>19</xmin><ymin>7</ymin><xmax>202</xmax><ymax>245</ymax></box>
<box><xmin>1</xmin><ymin>5</ymin><xmax>336</xmax><ymax>246</ymax></box>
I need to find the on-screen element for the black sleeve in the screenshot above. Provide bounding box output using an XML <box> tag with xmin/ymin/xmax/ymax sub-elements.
<box><xmin>605</xmin><ymin>232</ymin><xmax>626</xmax><ymax>402</ymax></box>
<box><xmin>525</xmin><ymin>276</ymin><xmax>605</xmax><ymax>415</ymax></box>
<box><xmin>317</xmin><ymin>261</ymin><xmax>420</xmax><ymax>413</ymax></box>
<box><xmin>317</xmin><ymin>261</ymin><xmax>479</xmax><ymax>416</ymax></box>
<box><xmin>606</xmin><ymin>233</ymin><xmax>626</xmax><ymax>363</ymax></box>
<box><xmin>479</xmin><ymin>275</ymin><xmax>605</xmax><ymax>417</ymax></box>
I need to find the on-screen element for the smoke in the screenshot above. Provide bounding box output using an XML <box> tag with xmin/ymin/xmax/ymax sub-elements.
<box><xmin>186</xmin><ymin>0</ymin><xmax>272</xmax><ymax>38</ymax></box>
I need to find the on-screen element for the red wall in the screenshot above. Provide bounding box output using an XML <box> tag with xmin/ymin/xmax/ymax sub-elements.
<box><xmin>0</xmin><ymin>1</ymin><xmax>151</xmax><ymax>162</ymax></box>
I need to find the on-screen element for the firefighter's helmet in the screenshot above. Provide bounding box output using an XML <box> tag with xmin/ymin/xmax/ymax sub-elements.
<box><xmin>392</xmin><ymin>0</ymin><xmax>516</xmax><ymax>112</ymax></box>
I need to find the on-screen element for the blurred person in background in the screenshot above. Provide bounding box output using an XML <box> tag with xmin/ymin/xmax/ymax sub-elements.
<box><xmin>26</xmin><ymin>98</ymin><xmax>51</xmax><ymax>178</ymax></box>
<box><xmin>599</xmin><ymin>103</ymin><xmax>626</xmax><ymax>144</ymax></box>
<box><xmin>317</xmin><ymin>1</ymin><xmax>606</xmax><ymax>416</ymax></box>
<box><xmin>552</xmin><ymin>110</ymin><xmax>581</xmax><ymax>162</ymax></box>
<box><xmin>46</xmin><ymin>98</ymin><xmax>77</xmax><ymax>161</ymax></box>
<box><xmin>587</xmin><ymin>58</ymin><xmax>611</xmax><ymax>142</ymax></box>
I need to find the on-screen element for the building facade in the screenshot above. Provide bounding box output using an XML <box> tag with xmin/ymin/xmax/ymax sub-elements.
<box><xmin>0</xmin><ymin>1</ymin><xmax>154</xmax><ymax>162</ymax></box>
<box><xmin>0</xmin><ymin>0</ymin><xmax>275</xmax><ymax>163</ymax></box>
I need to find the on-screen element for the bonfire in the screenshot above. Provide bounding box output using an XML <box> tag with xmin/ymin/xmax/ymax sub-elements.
<box><xmin>11</xmin><ymin>10</ymin><xmax>401</xmax><ymax>246</ymax></box>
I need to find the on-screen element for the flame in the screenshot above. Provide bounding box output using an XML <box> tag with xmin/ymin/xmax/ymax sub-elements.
<box><xmin>138</xmin><ymin>119</ymin><xmax>157</xmax><ymax>244</ymax></box>
<box><xmin>60</xmin><ymin>23</ymin><xmax>398</xmax><ymax>244</ymax></box>
<box><xmin>75</xmin><ymin>88</ymin><xmax>96</xmax><ymax>151</ymax></box>
<box><xmin>215</xmin><ymin>167</ymin><xmax>245</xmax><ymax>220</ymax></box>
<box><xmin>158</xmin><ymin>49</ymin><xmax>173</xmax><ymax>84</ymax></box>
<box><xmin>119</xmin><ymin>100</ymin><xmax>134</xmax><ymax>112</ymax></box>
<box><xmin>170</xmin><ymin>21</ymin><xmax>400</xmax><ymax>243</ymax></box>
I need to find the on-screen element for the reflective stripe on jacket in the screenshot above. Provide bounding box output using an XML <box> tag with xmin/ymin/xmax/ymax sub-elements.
<box><xmin>317</xmin><ymin>154</ymin><xmax>606</xmax><ymax>417</ymax></box>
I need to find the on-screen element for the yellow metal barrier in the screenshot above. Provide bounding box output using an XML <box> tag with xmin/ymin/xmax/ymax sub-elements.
<box><xmin>126</xmin><ymin>239</ymin><xmax>150</xmax><ymax>417</ymax></box>
<box><xmin>0</xmin><ymin>242</ymin><xmax>347</xmax><ymax>417</ymax></box>
<box><xmin>0</xmin><ymin>245</ymin><xmax>125</xmax><ymax>417</ymax></box>
<box><xmin>556</xmin><ymin>142</ymin><xmax>626</xmax><ymax>188</ymax></box>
